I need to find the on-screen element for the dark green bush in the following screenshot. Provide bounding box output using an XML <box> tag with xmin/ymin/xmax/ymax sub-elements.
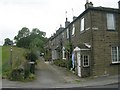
<box><xmin>54</xmin><ymin>59</ymin><xmax>72</xmax><ymax>70</ymax></box>
<box><xmin>24</xmin><ymin>50</ymin><xmax>38</xmax><ymax>74</ymax></box>
<box><xmin>67</xmin><ymin>59</ymin><xmax>72</xmax><ymax>70</ymax></box>
<box><xmin>8</xmin><ymin>68</ymin><xmax>24</xmax><ymax>81</ymax></box>
<box><xmin>54</xmin><ymin>59</ymin><xmax>67</xmax><ymax>68</ymax></box>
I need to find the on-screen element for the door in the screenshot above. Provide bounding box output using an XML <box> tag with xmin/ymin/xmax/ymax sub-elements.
<box><xmin>77</xmin><ymin>51</ymin><xmax>81</xmax><ymax>77</ymax></box>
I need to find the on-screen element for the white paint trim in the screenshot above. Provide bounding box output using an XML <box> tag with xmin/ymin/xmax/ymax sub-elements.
<box><xmin>80</xmin><ymin>49</ymin><xmax>90</xmax><ymax>51</ymax></box>
<box><xmin>92</xmin><ymin>27</ymin><xmax>98</xmax><ymax>30</ymax></box>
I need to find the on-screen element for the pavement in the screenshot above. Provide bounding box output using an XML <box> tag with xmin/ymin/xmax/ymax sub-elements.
<box><xmin>2</xmin><ymin>58</ymin><xmax>120</xmax><ymax>88</ymax></box>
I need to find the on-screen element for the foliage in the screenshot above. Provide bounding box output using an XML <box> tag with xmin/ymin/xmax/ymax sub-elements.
<box><xmin>14</xmin><ymin>27</ymin><xmax>47</xmax><ymax>52</ymax></box>
<box><xmin>8</xmin><ymin>68</ymin><xmax>24</xmax><ymax>81</ymax></box>
<box><xmin>30</xmin><ymin>37</ymin><xmax>44</xmax><ymax>52</ymax></box>
<box><xmin>2</xmin><ymin>46</ymin><xmax>26</xmax><ymax>77</ymax></box>
<box><xmin>66</xmin><ymin>42</ymin><xmax>72</xmax><ymax>52</ymax></box>
<box><xmin>14</xmin><ymin>27</ymin><xmax>30</xmax><ymax>41</ymax></box>
<box><xmin>3</xmin><ymin>38</ymin><xmax>13</xmax><ymax>45</ymax></box>
<box><xmin>2</xmin><ymin>46</ymin><xmax>36</xmax><ymax>81</ymax></box>
<box><xmin>8</xmin><ymin>67</ymin><xmax>35</xmax><ymax>82</ymax></box>
<box><xmin>67</xmin><ymin>59</ymin><xmax>72</xmax><ymax>70</ymax></box>
<box><xmin>54</xmin><ymin>59</ymin><xmax>67</xmax><ymax>68</ymax></box>
<box><xmin>54</xmin><ymin>59</ymin><xmax>72</xmax><ymax>70</ymax></box>
<box><xmin>27</xmin><ymin>73</ymin><xmax>36</xmax><ymax>81</ymax></box>
<box><xmin>24</xmin><ymin>50</ymin><xmax>38</xmax><ymax>61</ymax></box>
<box><xmin>24</xmin><ymin>50</ymin><xmax>38</xmax><ymax>74</ymax></box>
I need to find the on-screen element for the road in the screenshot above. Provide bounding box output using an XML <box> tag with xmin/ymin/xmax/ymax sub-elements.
<box><xmin>2</xmin><ymin>58</ymin><xmax>119</xmax><ymax>89</ymax></box>
<box><xmin>2</xmin><ymin>59</ymin><xmax>79</xmax><ymax>88</ymax></box>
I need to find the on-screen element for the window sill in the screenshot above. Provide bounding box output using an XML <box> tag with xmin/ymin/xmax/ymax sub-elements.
<box><xmin>110</xmin><ymin>63</ymin><xmax>120</xmax><ymax>66</ymax></box>
<box><xmin>83</xmin><ymin>66</ymin><xmax>90</xmax><ymax>68</ymax></box>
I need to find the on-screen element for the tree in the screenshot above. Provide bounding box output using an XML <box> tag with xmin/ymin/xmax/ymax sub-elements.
<box><xmin>4</xmin><ymin>38</ymin><xmax>13</xmax><ymax>45</ymax></box>
<box><xmin>30</xmin><ymin>37</ymin><xmax>44</xmax><ymax>52</ymax></box>
<box><xmin>14</xmin><ymin>27</ymin><xmax>47</xmax><ymax>50</ymax></box>
<box><xmin>14</xmin><ymin>27</ymin><xmax>30</xmax><ymax>42</ymax></box>
<box><xmin>31</xmin><ymin>28</ymin><xmax>46</xmax><ymax>38</ymax></box>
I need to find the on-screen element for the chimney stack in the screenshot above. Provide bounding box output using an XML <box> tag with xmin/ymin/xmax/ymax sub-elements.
<box><xmin>73</xmin><ymin>16</ymin><xmax>77</xmax><ymax>21</ymax></box>
<box><xmin>85</xmin><ymin>0</ymin><xmax>93</xmax><ymax>9</ymax></box>
<box><xmin>65</xmin><ymin>18</ymin><xmax>70</xmax><ymax>28</ymax></box>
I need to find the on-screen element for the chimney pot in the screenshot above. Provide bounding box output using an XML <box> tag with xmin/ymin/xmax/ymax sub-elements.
<box><xmin>73</xmin><ymin>16</ymin><xmax>77</xmax><ymax>20</ymax></box>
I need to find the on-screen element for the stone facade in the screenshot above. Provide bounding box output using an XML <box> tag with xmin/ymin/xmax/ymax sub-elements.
<box><xmin>45</xmin><ymin>1</ymin><xmax>120</xmax><ymax>77</ymax></box>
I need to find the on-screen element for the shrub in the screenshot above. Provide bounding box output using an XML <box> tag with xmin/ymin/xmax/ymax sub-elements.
<box><xmin>54</xmin><ymin>59</ymin><xmax>67</xmax><ymax>68</ymax></box>
<box><xmin>54</xmin><ymin>59</ymin><xmax>72</xmax><ymax>70</ymax></box>
<box><xmin>24</xmin><ymin>50</ymin><xmax>38</xmax><ymax>74</ymax></box>
<box><xmin>67</xmin><ymin>59</ymin><xmax>72</xmax><ymax>70</ymax></box>
<box><xmin>28</xmin><ymin>73</ymin><xmax>36</xmax><ymax>80</ymax></box>
<box><xmin>8</xmin><ymin>68</ymin><xmax>24</xmax><ymax>81</ymax></box>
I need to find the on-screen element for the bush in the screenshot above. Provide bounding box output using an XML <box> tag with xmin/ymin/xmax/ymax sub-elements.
<box><xmin>24</xmin><ymin>50</ymin><xmax>38</xmax><ymax>74</ymax></box>
<box><xmin>8</xmin><ymin>68</ymin><xmax>24</xmax><ymax>81</ymax></box>
<box><xmin>8</xmin><ymin>66</ymin><xmax>36</xmax><ymax>82</ymax></box>
<box><xmin>28</xmin><ymin>73</ymin><xmax>36</xmax><ymax>80</ymax></box>
<box><xmin>54</xmin><ymin>59</ymin><xmax>73</xmax><ymax>70</ymax></box>
<box><xmin>54</xmin><ymin>59</ymin><xmax>67</xmax><ymax>68</ymax></box>
<box><xmin>67</xmin><ymin>59</ymin><xmax>72</xmax><ymax>70</ymax></box>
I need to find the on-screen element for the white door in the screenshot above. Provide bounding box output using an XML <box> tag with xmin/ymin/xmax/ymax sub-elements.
<box><xmin>77</xmin><ymin>51</ymin><xmax>81</xmax><ymax>77</ymax></box>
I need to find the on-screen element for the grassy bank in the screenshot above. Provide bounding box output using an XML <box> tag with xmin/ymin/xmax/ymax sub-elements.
<box><xmin>2</xmin><ymin>46</ymin><xmax>26</xmax><ymax>77</ymax></box>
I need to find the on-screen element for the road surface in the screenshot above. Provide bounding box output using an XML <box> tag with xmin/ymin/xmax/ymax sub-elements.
<box><xmin>2</xmin><ymin>58</ymin><xmax>119</xmax><ymax>89</ymax></box>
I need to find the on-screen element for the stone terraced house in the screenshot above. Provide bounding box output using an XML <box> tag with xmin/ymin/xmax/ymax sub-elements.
<box><xmin>44</xmin><ymin>1</ymin><xmax>120</xmax><ymax>78</ymax></box>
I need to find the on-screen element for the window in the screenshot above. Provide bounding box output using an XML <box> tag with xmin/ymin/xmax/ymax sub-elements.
<box><xmin>62</xmin><ymin>47</ymin><xmax>66</xmax><ymax>59</ymax></box>
<box><xmin>80</xmin><ymin>18</ymin><xmax>84</xmax><ymax>32</ymax></box>
<box><xmin>83</xmin><ymin>55</ymin><xmax>89</xmax><ymax>67</ymax></box>
<box><xmin>107</xmin><ymin>13</ymin><xmax>115</xmax><ymax>30</ymax></box>
<box><xmin>62</xmin><ymin>32</ymin><xmax>64</xmax><ymax>38</ymax></box>
<box><xmin>111</xmin><ymin>46</ymin><xmax>120</xmax><ymax>63</ymax></box>
<box><xmin>66</xmin><ymin>28</ymin><xmax>69</xmax><ymax>39</ymax></box>
<box><xmin>72</xmin><ymin>24</ymin><xmax>75</xmax><ymax>36</ymax></box>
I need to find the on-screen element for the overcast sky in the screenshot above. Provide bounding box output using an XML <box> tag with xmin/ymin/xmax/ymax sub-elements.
<box><xmin>0</xmin><ymin>0</ymin><xmax>119</xmax><ymax>45</ymax></box>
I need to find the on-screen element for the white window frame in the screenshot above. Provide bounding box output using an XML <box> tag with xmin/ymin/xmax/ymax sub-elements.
<box><xmin>111</xmin><ymin>46</ymin><xmax>120</xmax><ymax>63</ymax></box>
<box><xmin>72</xmin><ymin>24</ymin><xmax>75</xmax><ymax>36</ymax></box>
<box><xmin>83</xmin><ymin>55</ymin><xmax>89</xmax><ymax>67</ymax></box>
<box><xmin>80</xmin><ymin>18</ymin><xmax>84</xmax><ymax>32</ymax></box>
<box><xmin>62</xmin><ymin>32</ymin><xmax>64</xmax><ymax>38</ymax></box>
<box><xmin>106</xmin><ymin>13</ymin><xmax>115</xmax><ymax>30</ymax></box>
<box><xmin>66</xmin><ymin>28</ymin><xmax>69</xmax><ymax>39</ymax></box>
<box><xmin>62</xmin><ymin>47</ymin><xmax>66</xmax><ymax>59</ymax></box>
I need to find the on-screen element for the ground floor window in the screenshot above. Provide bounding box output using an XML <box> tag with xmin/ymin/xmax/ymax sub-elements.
<box><xmin>111</xmin><ymin>46</ymin><xmax>120</xmax><ymax>63</ymax></box>
<box><xmin>82</xmin><ymin>55</ymin><xmax>89</xmax><ymax>67</ymax></box>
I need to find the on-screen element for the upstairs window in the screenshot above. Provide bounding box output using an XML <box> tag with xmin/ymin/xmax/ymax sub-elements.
<box><xmin>62</xmin><ymin>32</ymin><xmax>64</xmax><ymax>38</ymax></box>
<box><xmin>72</xmin><ymin>24</ymin><xmax>75</xmax><ymax>36</ymax></box>
<box><xmin>80</xmin><ymin>18</ymin><xmax>84</xmax><ymax>32</ymax></box>
<box><xmin>111</xmin><ymin>46</ymin><xmax>120</xmax><ymax>63</ymax></box>
<box><xmin>66</xmin><ymin>28</ymin><xmax>69</xmax><ymax>39</ymax></box>
<box><xmin>107</xmin><ymin>13</ymin><xmax>115</xmax><ymax>30</ymax></box>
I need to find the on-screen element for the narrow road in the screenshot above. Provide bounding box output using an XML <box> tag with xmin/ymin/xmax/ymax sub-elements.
<box><xmin>2</xmin><ymin>58</ymin><xmax>78</xmax><ymax>88</ymax></box>
<box><xmin>2</xmin><ymin>57</ymin><xmax>119</xmax><ymax>88</ymax></box>
<box><xmin>33</xmin><ymin>59</ymin><xmax>66</xmax><ymax>85</ymax></box>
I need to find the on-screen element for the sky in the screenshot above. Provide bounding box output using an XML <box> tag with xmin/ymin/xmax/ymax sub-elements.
<box><xmin>0</xmin><ymin>0</ymin><xmax>119</xmax><ymax>45</ymax></box>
